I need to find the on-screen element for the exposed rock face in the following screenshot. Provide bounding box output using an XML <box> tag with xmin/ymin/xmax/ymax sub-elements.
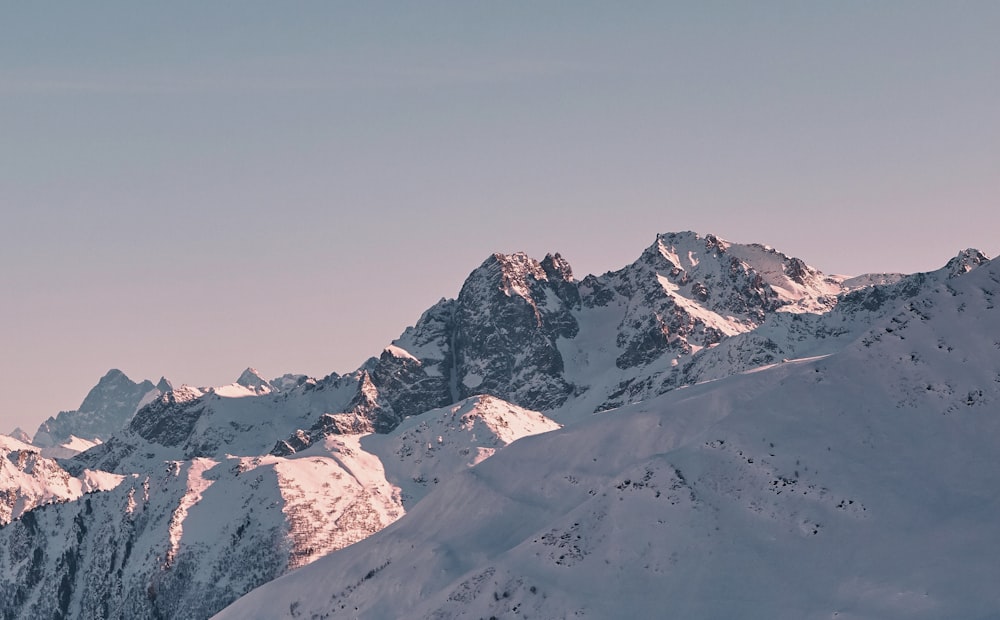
<box><xmin>945</xmin><ymin>248</ymin><xmax>990</xmax><ymax>278</ymax></box>
<box><xmin>584</xmin><ymin>233</ymin><xmax>781</xmax><ymax>372</ymax></box>
<box><xmin>275</xmin><ymin>234</ymin><xmax>992</xmax><ymax>447</ymax></box>
<box><xmin>32</xmin><ymin>370</ymin><xmax>166</xmax><ymax>447</ymax></box>
<box><xmin>129</xmin><ymin>386</ymin><xmax>207</xmax><ymax>450</ymax></box>
<box><xmin>275</xmin><ymin>252</ymin><xmax>582</xmax><ymax>453</ymax></box>
<box><xmin>451</xmin><ymin>252</ymin><xmax>580</xmax><ymax>410</ymax></box>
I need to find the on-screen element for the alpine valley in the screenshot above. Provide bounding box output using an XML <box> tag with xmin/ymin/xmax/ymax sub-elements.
<box><xmin>2</xmin><ymin>231</ymin><xmax>998</xmax><ymax>619</ymax></box>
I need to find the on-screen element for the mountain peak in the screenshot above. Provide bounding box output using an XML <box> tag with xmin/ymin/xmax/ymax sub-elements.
<box><xmin>8</xmin><ymin>427</ymin><xmax>32</xmax><ymax>444</ymax></box>
<box><xmin>468</xmin><ymin>252</ymin><xmax>550</xmax><ymax>302</ymax></box>
<box><xmin>236</xmin><ymin>367</ymin><xmax>268</xmax><ymax>389</ymax></box>
<box><xmin>945</xmin><ymin>248</ymin><xmax>989</xmax><ymax>278</ymax></box>
<box><xmin>98</xmin><ymin>368</ymin><xmax>132</xmax><ymax>385</ymax></box>
<box><xmin>33</xmin><ymin>369</ymin><xmax>163</xmax><ymax>447</ymax></box>
<box><xmin>643</xmin><ymin>231</ymin><xmax>730</xmax><ymax>271</ymax></box>
<box><xmin>540</xmin><ymin>252</ymin><xmax>574</xmax><ymax>282</ymax></box>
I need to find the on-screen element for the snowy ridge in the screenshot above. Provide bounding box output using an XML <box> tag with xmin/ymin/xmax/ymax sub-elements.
<box><xmin>0</xmin><ymin>394</ymin><xmax>556</xmax><ymax>619</ymax></box>
<box><xmin>215</xmin><ymin>254</ymin><xmax>1000</xmax><ymax>620</ymax></box>
<box><xmin>0</xmin><ymin>436</ymin><xmax>123</xmax><ymax>525</ymax></box>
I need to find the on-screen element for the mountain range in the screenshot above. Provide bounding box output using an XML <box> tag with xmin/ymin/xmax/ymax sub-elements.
<box><xmin>1</xmin><ymin>231</ymin><xmax>996</xmax><ymax>619</ymax></box>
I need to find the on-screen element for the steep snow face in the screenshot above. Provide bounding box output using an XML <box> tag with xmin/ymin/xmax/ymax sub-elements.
<box><xmin>562</xmin><ymin>231</ymin><xmax>831</xmax><ymax>413</ymax></box>
<box><xmin>723</xmin><ymin>240</ymin><xmax>845</xmax><ymax>312</ymax></box>
<box><xmin>32</xmin><ymin>369</ymin><xmax>168</xmax><ymax>447</ymax></box>
<box><xmin>653</xmin><ymin>247</ymin><xmax>994</xmax><ymax>390</ymax></box>
<box><xmin>214</xmin><ymin>257</ymin><xmax>1000</xmax><ymax>620</ymax></box>
<box><xmin>0</xmin><ymin>435</ymin><xmax>123</xmax><ymax>525</ymax></box>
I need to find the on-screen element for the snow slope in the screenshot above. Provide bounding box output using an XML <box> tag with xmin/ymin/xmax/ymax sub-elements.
<box><xmin>0</xmin><ymin>396</ymin><xmax>557</xmax><ymax>619</ymax></box>
<box><xmin>0</xmin><ymin>434</ymin><xmax>123</xmax><ymax>525</ymax></box>
<box><xmin>215</xmin><ymin>256</ymin><xmax>1000</xmax><ymax>620</ymax></box>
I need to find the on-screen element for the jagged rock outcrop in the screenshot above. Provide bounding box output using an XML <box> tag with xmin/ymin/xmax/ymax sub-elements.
<box><xmin>451</xmin><ymin>252</ymin><xmax>580</xmax><ymax>409</ymax></box>
<box><xmin>275</xmin><ymin>233</ymin><xmax>992</xmax><ymax>444</ymax></box>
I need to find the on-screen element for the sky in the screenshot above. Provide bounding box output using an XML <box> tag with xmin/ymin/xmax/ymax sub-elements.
<box><xmin>2</xmin><ymin>2</ymin><xmax>998</xmax><ymax>435</ymax></box>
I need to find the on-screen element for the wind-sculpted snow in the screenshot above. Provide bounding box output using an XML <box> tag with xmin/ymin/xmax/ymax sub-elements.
<box><xmin>215</xmin><ymin>257</ymin><xmax>1000</xmax><ymax>620</ymax></box>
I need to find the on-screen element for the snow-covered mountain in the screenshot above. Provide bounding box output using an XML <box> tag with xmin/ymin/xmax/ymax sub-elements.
<box><xmin>0</xmin><ymin>232</ymin><xmax>994</xmax><ymax>620</ymax></box>
<box><xmin>0</xmin><ymin>434</ymin><xmax>123</xmax><ymax>526</ymax></box>
<box><xmin>215</xmin><ymin>243</ymin><xmax>1000</xmax><ymax>620</ymax></box>
<box><xmin>272</xmin><ymin>232</ymin><xmax>874</xmax><ymax>453</ymax></box>
<box><xmin>0</xmin><ymin>396</ymin><xmax>557</xmax><ymax>619</ymax></box>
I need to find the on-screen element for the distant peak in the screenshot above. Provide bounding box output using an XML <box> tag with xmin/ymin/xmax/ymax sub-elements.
<box><xmin>156</xmin><ymin>376</ymin><xmax>173</xmax><ymax>393</ymax></box>
<box><xmin>485</xmin><ymin>251</ymin><xmax>543</xmax><ymax>274</ymax></box>
<box><xmin>472</xmin><ymin>252</ymin><xmax>549</xmax><ymax>297</ymax></box>
<box><xmin>643</xmin><ymin>231</ymin><xmax>730</xmax><ymax>270</ymax></box>
<box><xmin>8</xmin><ymin>427</ymin><xmax>32</xmax><ymax>443</ymax></box>
<box><xmin>945</xmin><ymin>248</ymin><xmax>989</xmax><ymax>279</ymax></box>
<box><xmin>654</xmin><ymin>231</ymin><xmax>727</xmax><ymax>247</ymax></box>
<box><xmin>99</xmin><ymin>368</ymin><xmax>132</xmax><ymax>384</ymax></box>
<box><xmin>236</xmin><ymin>367</ymin><xmax>268</xmax><ymax>389</ymax></box>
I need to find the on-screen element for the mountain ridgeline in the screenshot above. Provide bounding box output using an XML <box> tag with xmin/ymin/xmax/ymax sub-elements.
<box><xmin>0</xmin><ymin>231</ymin><xmax>994</xmax><ymax>620</ymax></box>
<box><xmin>275</xmin><ymin>232</ymin><xmax>902</xmax><ymax>453</ymax></box>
